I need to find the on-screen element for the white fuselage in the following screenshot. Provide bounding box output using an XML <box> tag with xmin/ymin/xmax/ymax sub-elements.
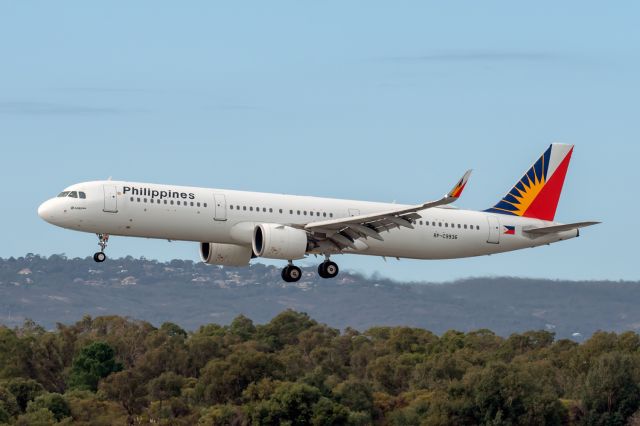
<box><xmin>37</xmin><ymin>180</ymin><xmax>578</xmax><ymax>260</ymax></box>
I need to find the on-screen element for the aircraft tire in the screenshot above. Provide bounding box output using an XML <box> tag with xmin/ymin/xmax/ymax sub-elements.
<box><xmin>282</xmin><ymin>265</ymin><xmax>302</xmax><ymax>282</ymax></box>
<box><xmin>93</xmin><ymin>252</ymin><xmax>106</xmax><ymax>263</ymax></box>
<box><xmin>320</xmin><ymin>261</ymin><xmax>339</xmax><ymax>279</ymax></box>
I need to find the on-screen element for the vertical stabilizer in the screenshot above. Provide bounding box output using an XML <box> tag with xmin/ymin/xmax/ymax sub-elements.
<box><xmin>485</xmin><ymin>144</ymin><xmax>573</xmax><ymax>221</ymax></box>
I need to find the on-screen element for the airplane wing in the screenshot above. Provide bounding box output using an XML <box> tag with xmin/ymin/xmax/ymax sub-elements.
<box><xmin>303</xmin><ymin>170</ymin><xmax>472</xmax><ymax>249</ymax></box>
<box><xmin>523</xmin><ymin>221</ymin><xmax>600</xmax><ymax>235</ymax></box>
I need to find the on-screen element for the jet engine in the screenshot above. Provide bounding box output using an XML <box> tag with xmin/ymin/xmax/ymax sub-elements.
<box><xmin>252</xmin><ymin>223</ymin><xmax>308</xmax><ymax>260</ymax></box>
<box><xmin>199</xmin><ymin>242</ymin><xmax>252</xmax><ymax>266</ymax></box>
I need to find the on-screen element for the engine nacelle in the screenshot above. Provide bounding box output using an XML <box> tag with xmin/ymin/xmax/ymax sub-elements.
<box><xmin>199</xmin><ymin>242</ymin><xmax>252</xmax><ymax>266</ymax></box>
<box><xmin>252</xmin><ymin>223</ymin><xmax>308</xmax><ymax>260</ymax></box>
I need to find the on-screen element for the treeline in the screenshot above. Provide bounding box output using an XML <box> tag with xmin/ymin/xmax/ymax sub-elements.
<box><xmin>1</xmin><ymin>312</ymin><xmax>640</xmax><ymax>425</ymax></box>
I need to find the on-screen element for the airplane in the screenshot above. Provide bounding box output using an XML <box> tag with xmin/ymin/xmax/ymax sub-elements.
<box><xmin>38</xmin><ymin>144</ymin><xmax>598</xmax><ymax>282</ymax></box>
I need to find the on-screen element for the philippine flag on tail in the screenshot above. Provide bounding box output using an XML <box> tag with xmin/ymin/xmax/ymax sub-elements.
<box><xmin>503</xmin><ymin>225</ymin><xmax>515</xmax><ymax>235</ymax></box>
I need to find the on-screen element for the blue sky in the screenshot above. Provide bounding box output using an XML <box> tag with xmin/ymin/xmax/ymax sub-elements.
<box><xmin>1</xmin><ymin>1</ymin><xmax>637</xmax><ymax>282</ymax></box>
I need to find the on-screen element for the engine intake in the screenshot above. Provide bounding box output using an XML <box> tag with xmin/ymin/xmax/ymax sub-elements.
<box><xmin>200</xmin><ymin>242</ymin><xmax>252</xmax><ymax>266</ymax></box>
<box><xmin>252</xmin><ymin>223</ymin><xmax>308</xmax><ymax>260</ymax></box>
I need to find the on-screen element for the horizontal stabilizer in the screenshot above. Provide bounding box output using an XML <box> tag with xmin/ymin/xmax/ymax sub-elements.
<box><xmin>523</xmin><ymin>221</ymin><xmax>600</xmax><ymax>235</ymax></box>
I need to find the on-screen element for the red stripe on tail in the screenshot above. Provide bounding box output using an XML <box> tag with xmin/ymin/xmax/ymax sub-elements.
<box><xmin>522</xmin><ymin>147</ymin><xmax>573</xmax><ymax>221</ymax></box>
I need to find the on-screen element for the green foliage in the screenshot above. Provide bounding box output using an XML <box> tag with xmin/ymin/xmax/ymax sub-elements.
<box><xmin>68</xmin><ymin>341</ymin><xmax>123</xmax><ymax>391</ymax></box>
<box><xmin>582</xmin><ymin>352</ymin><xmax>640</xmax><ymax>425</ymax></box>
<box><xmin>0</xmin><ymin>385</ymin><xmax>19</xmax><ymax>419</ymax></box>
<box><xmin>26</xmin><ymin>392</ymin><xmax>71</xmax><ymax>421</ymax></box>
<box><xmin>15</xmin><ymin>407</ymin><xmax>56</xmax><ymax>426</ymax></box>
<box><xmin>3</xmin><ymin>378</ymin><xmax>45</xmax><ymax>412</ymax></box>
<box><xmin>3</xmin><ymin>312</ymin><xmax>640</xmax><ymax>424</ymax></box>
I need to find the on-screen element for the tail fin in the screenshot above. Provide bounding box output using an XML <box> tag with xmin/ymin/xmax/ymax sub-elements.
<box><xmin>485</xmin><ymin>144</ymin><xmax>573</xmax><ymax>221</ymax></box>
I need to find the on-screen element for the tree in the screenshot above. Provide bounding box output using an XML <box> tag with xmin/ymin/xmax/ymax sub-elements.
<box><xmin>14</xmin><ymin>407</ymin><xmax>56</xmax><ymax>426</ymax></box>
<box><xmin>246</xmin><ymin>382</ymin><xmax>321</xmax><ymax>425</ymax></box>
<box><xmin>26</xmin><ymin>392</ymin><xmax>71</xmax><ymax>421</ymax></box>
<box><xmin>582</xmin><ymin>352</ymin><xmax>640</xmax><ymax>425</ymax></box>
<box><xmin>99</xmin><ymin>370</ymin><xmax>148</xmax><ymax>424</ymax></box>
<box><xmin>4</xmin><ymin>378</ymin><xmax>44</xmax><ymax>412</ymax></box>
<box><xmin>148</xmin><ymin>372</ymin><xmax>185</xmax><ymax>402</ymax></box>
<box><xmin>0</xmin><ymin>385</ymin><xmax>19</xmax><ymax>420</ymax></box>
<box><xmin>229</xmin><ymin>315</ymin><xmax>256</xmax><ymax>341</ymax></box>
<box><xmin>68</xmin><ymin>341</ymin><xmax>122</xmax><ymax>391</ymax></box>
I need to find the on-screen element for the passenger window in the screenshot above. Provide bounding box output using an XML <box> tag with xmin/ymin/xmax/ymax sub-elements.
<box><xmin>297</xmin><ymin>210</ymin><xmax>300</xmax><ymax>215</ymax></box>
<box><xmin>243</xmin><ymin>206</ymin><xmax>246</xmax><ymax>211</ymax></box>
<box><xmin>476</xmin><ymin>225</ymin><xmax>480</xmax><ymax>230</ymax></box>
<box><xmin>170</xmin><ymin>200</ymin><xmax>174</xmax><ymax>205</ymax></box>
<box><xmin>279</xmin><ymin>209</ymin><xmax>283</xmax><ymax>213</ymax></box>
<box><xmin>445</xmin><ymin>223</ymin><xmax>448</xmax><ymax>227</ymax></box>
<box><xmin>263</xmin><ymin>208</ymin><xmax>267</xmax><ymax>212</ymax></box>
<box><xmin>317</xmin><ymin>212</ymin><xmax>320</xmax><ymax>216</ymax></box>
<box><xmin>464</xmin><ymin>224</ymin><xmax>467</xmax><ymax>229</ymax></box>
<box><xmin>130</xmin><ymin>197</ymin><xmax>134</xmax><ymax>202</ymax></box>
<box><xmin>190</xmin><ymin>202</ymin><xmax>194</xmax><ymax>206</ymax></box>
<box><xmin>310</xmin><ymin>211</ymin><xmax>314</xmax><ymax>216</ymax></box>
<box><xmin>196</xmin><ymin>202</ymin><xmax>200</xmax><ymax>207</ymax></box>
<box><xmin>438</xmin><ymin>222</ymin><xmax>442</xmax><ymax>227</ymax></box>
<box><xmin>57</xmin><ymin>191</ymin><xmax>70</xmax><ymax>197</ymax></box>
<box><xmin>164</xmin><ymin>200</ymin><xmax>168</xmax><ymax>205</ymax></box>
<box><xmin>204</xmin><ymin>203</ymin><xmax>207</xmax><ymax>208</ymax></box>
<box><xmin>330</xmin><ymin>213</ymin><xmax>333</xmax><ymax>218</ymax></box>
<box><xmin>304</xmin><ymin>211</ymin><xmax>307</xmax><ymax>216</ymax></box>
<box><xmin>458</xmin><ymin>224</ymin><xmax>461</xmax><ymax>228</ymax></box>
<box><xmin>69</xmin><ymin>191</ymin><xmax>78</xmax><ymax>198</ymax></box>
<box><xmin>289</xmin><ymin>209</ymin><xmax>293</xmax><ymax>214</ymax></box>
<box><xmin>250</xmin><ymin>207</ymin><xmax>253</xmax><ymax>211</ymax></box>
<box><xmin>137</xmin><ymin>197</ymin><xmax>141</xmax><ymax>202</ymax></box>
<box><xmin>323</xmin><ymin>213</ymin><xmax>327</xmax><ymax>217</ymax></box>
<box><xmin>229</xmin><ymin>205</ymin><xmax>233</xmax><ymax>210</ymax></box>
<box><xmin>79</xmin><ymin>192</ymin><xmax>86</xmax><ymax>199</ymax></box>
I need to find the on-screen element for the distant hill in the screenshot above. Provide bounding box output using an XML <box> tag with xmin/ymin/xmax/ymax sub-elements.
<box><xmin>1</xmin><ymin>254</ymin><xmax>638</xmax><ymax>339</ymax></box>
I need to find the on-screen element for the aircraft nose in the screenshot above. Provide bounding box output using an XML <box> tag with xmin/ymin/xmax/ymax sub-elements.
<box><xmin>37</xmin><ymin>199</ymin><xmax>55</xmax><ymax>223</ymax></box>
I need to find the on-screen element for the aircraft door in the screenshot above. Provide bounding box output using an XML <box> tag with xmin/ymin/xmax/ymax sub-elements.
<box><xmin>486</xmin><ymin>215</ymin><xmax>500</xmax><ymax>244</ymax></box>
<box><xmin>214</xmin><ymin>193</ymin><xmax>227</xmax><ymax>221</ymax></box>
<box><xmin>103</xmin><ymin>185</ymin><xmax>118</xmax><ymax>213</ymax></box>
<box><xmin>348</xmin><ymin>209</ymin><xmax>360</xmax><ymax>217</ymax></box>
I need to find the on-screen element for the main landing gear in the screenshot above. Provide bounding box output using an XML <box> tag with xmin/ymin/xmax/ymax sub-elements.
<box><xmin>280</xmin><ymin>257</ymin><xmax>340</xmax><ymax>282</ymax></box>
<box><xmin>93</xmin><ymin>233</ymin><xmax>109</xmax><ymax>263</ymax></box>
<box><xmin>318</xmin><ymin>260</ymin><xmax>339</xmax><ymax>279</ymax></box>
<box><xmin>281</xmin><ymin>262</ymin><xmax>302</xmax><ymax>283</ymax></box>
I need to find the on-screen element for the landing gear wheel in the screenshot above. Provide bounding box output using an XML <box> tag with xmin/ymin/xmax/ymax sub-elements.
<box><xmin>282</xmin><ymin>265</ymin><xmax>302</xmax><ymax>282</ymax></box>
<box><xmin>318</xmin><ymin>261</ymin><xmax>339</xmax><ymax>279</ymax></box>
<box><xmin>93</xmin><ymin>252</ymin><xmax>106</xmax><ymax>263</ymax></box>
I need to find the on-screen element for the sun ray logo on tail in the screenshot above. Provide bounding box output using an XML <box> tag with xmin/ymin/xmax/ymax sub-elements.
<box><xmin>485</xmin><ymin>144</ymin><xmax>573</xmax><ymax>222</ymax></box>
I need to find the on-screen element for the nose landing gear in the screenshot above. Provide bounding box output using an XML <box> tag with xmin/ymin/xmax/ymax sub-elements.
<box><xmin>93</xmin><ymin>233</ymin><xmax>109</xmax><ymax>263</ymax></box>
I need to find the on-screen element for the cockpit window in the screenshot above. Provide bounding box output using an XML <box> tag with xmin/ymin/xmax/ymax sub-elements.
<box><xmin>68</xmin><ymin>191</ymin><xmax>78</xmax><ymax>198</ymax></box>
<box><xmin>57</xmin><ymin>191</ymin><xmax>70</xmax><ymax>197</ymax></box>
<box><xmin>79</xmin><ymin>192</ymin><xmax>86</xmax><ymax>199</ymax></box>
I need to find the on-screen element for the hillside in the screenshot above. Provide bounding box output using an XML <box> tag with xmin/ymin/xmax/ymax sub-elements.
<box><xmin>1</xmin><ymin>255</ymin><xmax>637</xmax><ymax>339</ymax></box>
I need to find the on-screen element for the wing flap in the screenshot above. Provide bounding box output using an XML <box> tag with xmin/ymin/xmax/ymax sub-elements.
<box><xmin>304</xmin><ymin>170</ymin><xmax>472</xmax><ymax>249</ymax></box>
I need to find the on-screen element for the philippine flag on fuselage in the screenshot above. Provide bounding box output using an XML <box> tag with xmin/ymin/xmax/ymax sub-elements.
<box><xmin>503</xmin><ymin>225</ymin><xmax>515</xmax><ymax>235</ymax></box>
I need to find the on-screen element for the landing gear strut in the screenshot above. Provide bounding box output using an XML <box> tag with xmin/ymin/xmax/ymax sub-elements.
<box><xmin>93</xmin><ymin>233</ymin><xmax>109</xmax><ymax>263</ymax></box>
<box><xmin>281</xmin><ymin>261</ymin><xmax>302</xmax><ymax>283</ymax></box>
<box><xmin>318</xmin><ymin>256</ymin><xmax>339</xmax><ymax>279</ymax></box>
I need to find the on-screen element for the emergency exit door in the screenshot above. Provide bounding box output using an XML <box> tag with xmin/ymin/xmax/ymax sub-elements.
<box><xmin>214</xmin><ymin>193</ymin><xmax>227</xmax><ymax>221</ymax></box>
